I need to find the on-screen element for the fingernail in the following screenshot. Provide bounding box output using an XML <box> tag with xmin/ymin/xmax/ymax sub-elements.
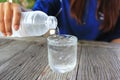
<box><xmin>14</xmin><ymin>25</ymin><xmax>19</xmax><ymax>31</ymax></box>
<box><xmin>7</xmin><ymin>32</ymin><xmax>12</xmax><ymax>36</ymax></box>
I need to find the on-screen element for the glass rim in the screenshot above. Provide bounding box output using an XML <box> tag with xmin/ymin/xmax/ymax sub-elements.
<box><xmin>47</xmin><ymin>34</ymin><xmax>78</xmax><ymax>44</ymax></box>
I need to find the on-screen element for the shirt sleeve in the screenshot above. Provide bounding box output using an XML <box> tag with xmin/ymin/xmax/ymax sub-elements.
<box><xmin>97</xmin><ymin>16</ymin><xmax>120</xmax><ymax>42</ymax></box>
<box><xmin>32</xmin><ymin>0</ymin><xmax>61</xmax><ymax>16</ymax></box>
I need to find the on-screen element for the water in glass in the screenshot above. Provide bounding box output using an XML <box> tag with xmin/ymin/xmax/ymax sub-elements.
<box><xmin>47</xmin><ymin>34</ymin><xmax>77</xmax><ymax>73</ymax></box>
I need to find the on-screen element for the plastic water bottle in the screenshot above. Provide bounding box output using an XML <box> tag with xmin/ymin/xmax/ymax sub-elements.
<box><xmin>0</xmin><ymin>11</ymin><xmax>57</xmax><ymax>37</ymax></box>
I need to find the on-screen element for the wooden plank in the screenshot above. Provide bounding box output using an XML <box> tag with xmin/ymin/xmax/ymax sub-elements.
<box><xmin>0</xmin><ymin>36</ymin><xmax>47</xmax><ymax>43</ymax></box>
<box><xmin>0</xmin><ymin>37</ymin><xmax>46</xmax><ymax>65</ymax></box>
<box><xmin>37</xmin><ymin>44</ymin><xmax>81</xmax><ymax>80</ymax></box>
<box><xmin>0</xmin><ymin>38</ymin><xmax>80</xmax><ymax>80</ymax></box>
<box><xmin>1</xmin><ymin>38</ymin><xmax>120</xmax><ymax>80</ymax></box>
<box><xmin>77</xmin><ymin>44</ymin><xmax>120</xmax><ymax>80</ymax></box>
<box><xmin>0</xmin><ymin>39</ymin><xmax>48</xmax><ymax>80</ymax></box>
<box><xmin>79</xmin><ymin>40</ymin><xmax>120</xmax><ymax>49</ymax></box>
<box><xmin>0</xmin><ymin>39</ymin><xmax>34</xmax><ymax>65</ymax></box>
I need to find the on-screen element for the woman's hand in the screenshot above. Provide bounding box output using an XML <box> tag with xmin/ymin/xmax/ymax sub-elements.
<box><xmin>112</xmin><ymin>38</ymin><xmax>120</xmax><ymax>43</ymax></box>
<box><xmin>0</xmin><ymin>2</ymin><xmax>23</xmax><ymax>36</ymax></box>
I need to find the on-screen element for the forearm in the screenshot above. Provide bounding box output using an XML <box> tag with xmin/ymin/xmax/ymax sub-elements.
<box><xmin>111</xmin><ymin>38</ymin><xmax>120</xmax><ymax>43</ymax></box>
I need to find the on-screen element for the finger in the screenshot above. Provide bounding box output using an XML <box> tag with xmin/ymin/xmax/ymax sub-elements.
<box><xmin>4</xmin><ymin>2</ymin><xmax>13</xmax><ymax>36</ymax></box>
<box><xmin>0</xmin><ymin>3</ymin><xmax>6</xmax><ymax>36</ymax></box>
<box><xmin>12</xmin><ymin>3</ymin><xmax>21</xmax><ymax>31</ymax></box>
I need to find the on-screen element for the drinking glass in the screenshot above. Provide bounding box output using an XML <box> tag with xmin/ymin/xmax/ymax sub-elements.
<box><xmin>47</xmin><ymin>34</ymin><xmax>78</xmax><ymax>73</ymax></box>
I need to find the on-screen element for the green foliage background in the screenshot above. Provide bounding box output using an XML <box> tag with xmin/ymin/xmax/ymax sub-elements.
<box><xmin>0</xmin><ymin>0</ymin><xmax>35</xmax><ymax>9</ymax></box>
<box><xmin>0</xmin><ymin>0</ymin><xmax>6</xmax><ymax>2</ymax></box>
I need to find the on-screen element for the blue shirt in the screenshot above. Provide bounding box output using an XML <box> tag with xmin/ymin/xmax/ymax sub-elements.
<box><xmin>32</xmin><ymin>0</ymin><xmax>120</xmax><ymax>42</ymax></box>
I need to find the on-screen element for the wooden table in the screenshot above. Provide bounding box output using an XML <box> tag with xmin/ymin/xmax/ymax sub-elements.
<box><xmin>0</xmin><ymin>37</ymin><xmax>120</xmax><ymax>80</ymax></box>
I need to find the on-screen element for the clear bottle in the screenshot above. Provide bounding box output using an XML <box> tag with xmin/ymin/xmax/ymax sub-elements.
<box><xmin>11</xmin><ymin>11</ymin><xmax>58</xmax><ymax>37</ymax></box>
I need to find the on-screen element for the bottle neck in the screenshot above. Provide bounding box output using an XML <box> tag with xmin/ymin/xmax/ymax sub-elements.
<box><xmin>45</xmin><ymin>16</ymin><xmax>58</xmax><ymax>30</ymax></box>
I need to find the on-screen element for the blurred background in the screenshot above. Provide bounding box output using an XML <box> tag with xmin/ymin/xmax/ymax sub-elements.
<box><xmin>0</xmin><ymin>0</ymin><xmax>35</xmax><ymax>9</ymax></box>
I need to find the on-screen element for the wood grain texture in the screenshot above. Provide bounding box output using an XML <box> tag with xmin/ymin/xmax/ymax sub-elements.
<box><xmin>37</xmin><ymin>44</ymin><xmax>81</xmax><ymax>80</ymax></box>
<box><xmin>0</xmin><ymin>38</ymin><xmax>48</xmax><ymax>80</ymax></box>
<box><xmin>77</xmin><ymin>43</ymin><xmax>120</xmax><ymax>80</ymax></box>
<box><xmin>0</xmin><ymin>38</ymin><xmax>120</xmax><ymax>80</ymax></box>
